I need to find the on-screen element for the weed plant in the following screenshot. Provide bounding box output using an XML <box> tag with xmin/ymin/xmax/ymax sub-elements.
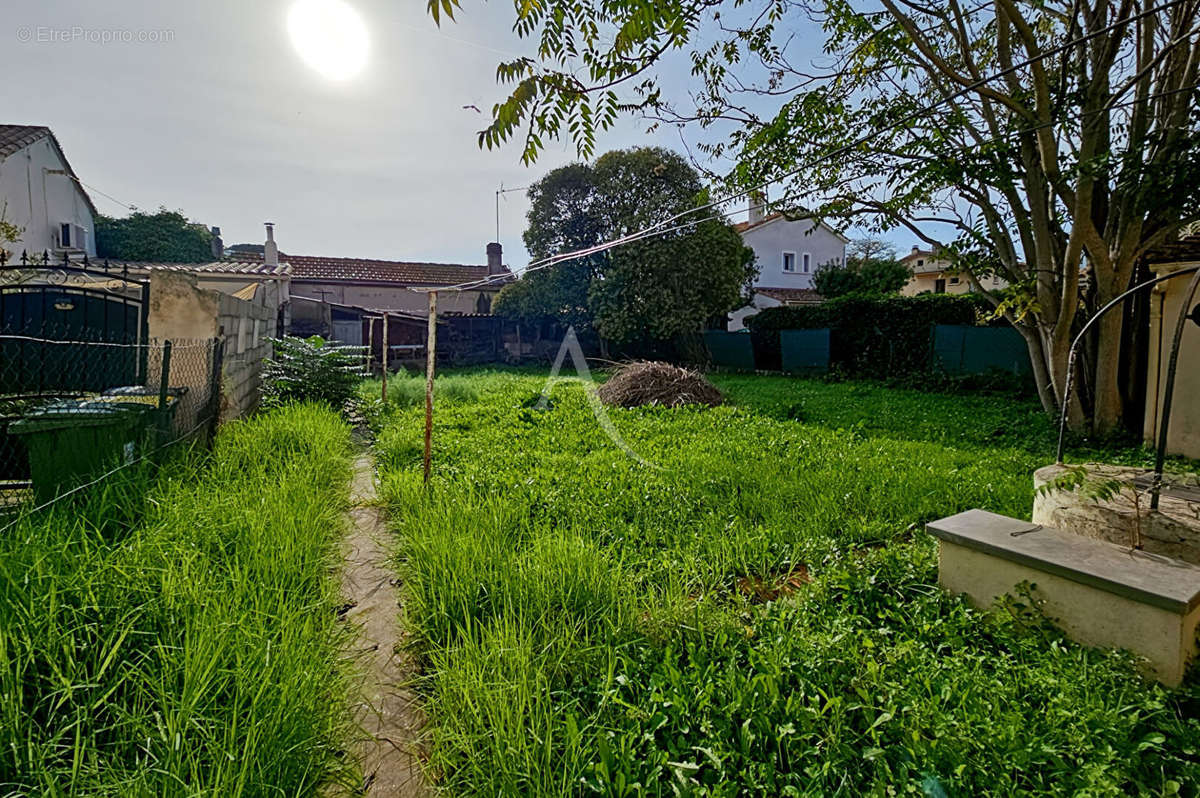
<box><xmin>0</xmin><ymin>405</ymin><xmax>356</xmax><ymax>795</ymax></box>
<box><xmin>376</xmin><ymin>369</ymin><xmax>1200</xmax><ymax>796</ymax></box>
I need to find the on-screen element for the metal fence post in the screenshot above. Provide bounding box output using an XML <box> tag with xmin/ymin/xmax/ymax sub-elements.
<box><xmin>207</xmin><ymin>336</ymin><xmax>225</xmax><ymax>443</ymax></box>
<box><xmin>157</xmin><ymin>340</ymin><xmax>173</xmax><ymax>446</ymax></box>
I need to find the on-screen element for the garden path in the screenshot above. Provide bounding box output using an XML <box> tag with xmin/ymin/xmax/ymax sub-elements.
<box><xmin>338</xmin><ymin>454</ymin><xmax>429</xmax><ymax>796</ymax></box>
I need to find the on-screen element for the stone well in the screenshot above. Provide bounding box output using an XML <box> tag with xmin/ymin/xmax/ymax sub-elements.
<box><xmin>1033</xmin><ymin>463</ymin><xmax>1200</xmax><ymax>565</ymax></box>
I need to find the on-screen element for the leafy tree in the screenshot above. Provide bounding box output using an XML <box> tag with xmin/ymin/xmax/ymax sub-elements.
<box><xmin>494</xmin><ymin>147</ymin><xmax>755</xmax><ymax>349</ymax></box>
<box><xmin>428</xmin><ymin>0</ymin><xmax>1200</xmax><ymax>433</ymax></box>
<box><xmin>814</xmin><ymin>237</ymin><xmax>910</xmax><ymax>298</ymax></box>
<box><xmin>0</xmin><ymin>201</ymin><xmax>22</xmax><ymax>262</ymax></box>
<box><xmin>95</xmin><ymin>208</ymin><xmax>214</xmax><ymax>263</ymax></box>
<box><xmin>846</xmin><ymin>237</ymin><xmax>899</xmax><ymax>266</ymax></box>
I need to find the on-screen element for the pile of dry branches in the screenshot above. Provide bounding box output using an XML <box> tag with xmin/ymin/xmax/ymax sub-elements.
<box><xmin>595</xmin><ymin>361</ymin><xmax>723</xmax><ymax>408</ymax></box>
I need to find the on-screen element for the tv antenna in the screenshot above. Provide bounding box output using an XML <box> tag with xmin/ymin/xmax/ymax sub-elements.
<box><xmin>495</xmin><ymin>183</ymin><xmax>528</xmax><ymax>243</ymax></box>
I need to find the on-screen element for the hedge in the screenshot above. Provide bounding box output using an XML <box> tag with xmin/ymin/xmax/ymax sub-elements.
<box><xmin>745</xmin><ymin>293</ymin><xmax>993</xmax><ymax>376</ymax></box>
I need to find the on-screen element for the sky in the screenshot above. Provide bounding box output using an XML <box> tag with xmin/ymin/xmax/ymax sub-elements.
<box><xmin>1</xmin><ymin>0</ymin><xmax>917</xmax><ymax>268</ymax></box>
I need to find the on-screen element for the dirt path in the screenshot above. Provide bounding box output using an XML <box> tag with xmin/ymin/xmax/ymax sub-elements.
<box><xmin>339</xmin><ymin>454</ymin><xmax>428</xmax><ymax>796</ymax></box>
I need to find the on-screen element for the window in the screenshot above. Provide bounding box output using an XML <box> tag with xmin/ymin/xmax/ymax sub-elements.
<box><xmin>802</xmin><ymin>253</ymin><xmax>811</xmax><ymax>273</ymax></box>
<box><xmin>60</xmin><ymin>223</ymin><xmax>72</xmax><ymax>248</ymax></box>
<box><xmin>917</xmin><ymin>259</ymin><xmax>925</xmax><ymax>267</ymax></box>
<box><xmin>782</xmin><ymin>252</ymin><xmax>796</xmax><ymax>272</ymax></box>
<box><xmin>949</xmin><ymin>276</ymin><xmax>960</xmax><ymax>285</ymax></box>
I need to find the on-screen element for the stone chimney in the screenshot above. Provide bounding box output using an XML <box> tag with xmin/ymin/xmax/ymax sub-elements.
<box><xmin>487</xmin><ymin>242</ymin><xmax>504</xmax><ymax>275</ymax></box>
<box><xmin>264</xmin><ymin>222</ymin><xmax>278</xmax><ymax>267</ymax></box>
<box><xmin>748</xmin><ymin>191</ymin><xmax>767</xmax><ymax>225</ymax></box>
<box><xmin>210</xmin><ymin>226</ymin><xmax>223</xmax><ymax>259</ymax></box>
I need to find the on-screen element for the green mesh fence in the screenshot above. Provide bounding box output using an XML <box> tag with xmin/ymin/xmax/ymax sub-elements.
<box><xmin>933</xmin><ymin>325</ymin><xmax>1031</xmax><ymax>375</ymax></box>
<box><xmin>780</xmin><ymin>328</ymin><xmax>831</xmax><ymax>373</ymax></box>
<box><xmin>704</xmin><ymin>331</ymin><xmax>756</xmax><ymax>371</ymax></box>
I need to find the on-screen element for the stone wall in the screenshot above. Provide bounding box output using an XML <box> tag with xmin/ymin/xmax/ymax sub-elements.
<box><xmin>1033</xmin><ymin>463</ymin><xmax>1200</xmax><ymax>564</ymax></box>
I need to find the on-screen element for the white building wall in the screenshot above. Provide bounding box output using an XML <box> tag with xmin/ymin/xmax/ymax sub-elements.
<box><xmin>0</xmin><ymin>136</ymin><xmax>96</xmax><ymax>259</ymax></box>
<box><xmin>727</xmin><ymin>293</ymin><xmax>783</xmax><ymax>332</ymax></box>
<box><xmin>744</xmin><ymin>218</ymin><xmax>846</xmax><ymax>291</ymax></box>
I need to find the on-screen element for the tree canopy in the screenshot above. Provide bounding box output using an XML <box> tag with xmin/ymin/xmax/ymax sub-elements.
<box><xmin>493</xmin><ymin>147</ymin><xmax>755</xmax><ymax>347</ymax></box>
<box><xmin>431</xmin><ymin>0</ymin><xmax>1200</xmax><ymax>432</ymax></box>
<box><xmin>814</xmin><ymin>237</ymin><xmax>910</xmax><ymax>298</ymax></box>
<box><xmin>95</xmin><ymin>208</ymin><xmax>215</xmax><ymax>263</ymax></box>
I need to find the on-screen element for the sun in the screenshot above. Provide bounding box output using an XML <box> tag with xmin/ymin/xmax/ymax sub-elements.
<box><xmin>287</xmin><ymin>0</ymin><xmax>369</xmax><ymax>82</ymax></box>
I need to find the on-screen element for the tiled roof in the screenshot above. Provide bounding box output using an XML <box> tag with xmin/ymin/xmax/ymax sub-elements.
<box><xmin>1145</xmin><ymin>235</ymin><xmax>1200</xmax><ymax>264</ymax></box>
<box><xmin>733</xmin><ymin>213</ymin><xmax>782</xmax><ymax>233</ymax></box>
<box><xmin>101</xmin><ymin>259</ymin><xmax>291</xmax><ymax>277</ymax></box>
<box><xmin>0</xmin><ymin>124</ymin><xmax>51</xmax><ymax>159</ymax></box>
<box><xmin>281</xmin><ymin>254</ymin><xmax>510</xmax><ymax>287</ymax></box>
<box><xmin>757</xmin><ymin>287</ymin><xmax>824</xmax><ymax>305</ymax></box>
<box><xmin>0</xmin><ymin>124</ymin><xmax>97</xmax><ymax>217</ymax></box>
<box><xmin>733</xmin><ymin>212</ymin><xmax>849</xmax><ymax>242</ymax></box>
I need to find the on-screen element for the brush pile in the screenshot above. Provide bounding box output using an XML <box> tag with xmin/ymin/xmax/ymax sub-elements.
<box><xmin>596</xmin><ymin>361</ymin><xmax>724</xmax><ymax>408</ymax></box>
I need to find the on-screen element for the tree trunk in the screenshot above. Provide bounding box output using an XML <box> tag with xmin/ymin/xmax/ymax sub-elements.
<box><xmin>1091</xmin><ymin>309</ymin><xmax>1126</xmax><ymax>436</ymax></box>
<box><xmin>1017</xmin><ymin>318</ymin><xmax>1087</xmax><ymax>431</ymax></box>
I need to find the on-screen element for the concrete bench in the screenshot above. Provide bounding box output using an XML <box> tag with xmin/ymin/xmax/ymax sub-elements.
<box><xmin>928</xmin><ymin>509</ymin><xmax>1200</xmax><ymax>686</ymax></box>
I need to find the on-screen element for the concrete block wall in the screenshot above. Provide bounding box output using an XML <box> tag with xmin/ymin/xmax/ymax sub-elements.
<box><xmin>217</xmin><ymin>286</ymin><xmax>278</xmax><ymax>422</ymax></box>
<box><xmin>148</xmin><ymin>270</ymin><xmax>281</xmax><ymax>424</ymax></box>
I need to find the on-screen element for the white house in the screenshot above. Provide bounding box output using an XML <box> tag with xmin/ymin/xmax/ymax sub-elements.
<box><xmin>0</xmin><ymin>125</ymin><xmax>97</xmax><ymax>260</ymax></box>
<box><xmin>727</xmin><ymin>199</ymin><xmax>848</xmax><ymax>331</ymax></box>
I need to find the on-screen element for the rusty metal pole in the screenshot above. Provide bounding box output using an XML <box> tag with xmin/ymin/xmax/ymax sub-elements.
<box><xmin>424</xmin><ymin>292</ymin><xmax>438</xmax><ymax>484</ymax></box>
<box><xmin>381</xmin><ymin>314</ymin><xmax>389</xmax><ymax>403</ymax></box>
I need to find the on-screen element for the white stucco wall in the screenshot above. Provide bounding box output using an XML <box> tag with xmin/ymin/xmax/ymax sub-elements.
<box><xmin>743</xmin><ymin>217</ymin><xmax>846</xmax><ymax>291</ymax></box>
<box><xmin>1144</xmin><ymin>260</ymin><xmax>1200</xmax><ymax>459</ymax></box>
<box><xmin>728</xmin><ymin>293</ymin><xmax>783</xmax><ymax>332</ymax></box>
<box><xmin>0</xmin><ymin>136</ymin><xmax>96</xmax><ymax>259</ymax></box>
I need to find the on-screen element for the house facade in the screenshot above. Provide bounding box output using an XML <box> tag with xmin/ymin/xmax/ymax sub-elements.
<box><xmin>0</xmin><ymin>125</ymin><xmax>97</xmax><ymax>260</ymax></box>
<box><xmin>727</xmin><ymin>203</ymin><xmax>847</xmax><ymax>331</ymax></box>
<box><xmin>900</xmin><ymin>246</ymin><xmax>1008</xmax><ymax>295</ymax></box>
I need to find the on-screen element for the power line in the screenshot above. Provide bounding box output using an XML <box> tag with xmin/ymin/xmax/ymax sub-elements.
<box><xmin>417</xmin><ymin>0</ymin><xmax>1189</xmax><ymax>294</ymax></box>
<box><xmin>431</xmin><ymin>80</ymin><xmax>1200</xmax><ymax>293</ymax></box>
<box><xmin>61</xmin><ymin>173</ymin><xmax>138</xmax><ymax>212</ymax></box>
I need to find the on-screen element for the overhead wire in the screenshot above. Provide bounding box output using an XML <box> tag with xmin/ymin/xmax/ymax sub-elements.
<box><xmin>415</xmin><ymin>0</ymin><xmax>1190</xmax><ymax>294</ymax></box>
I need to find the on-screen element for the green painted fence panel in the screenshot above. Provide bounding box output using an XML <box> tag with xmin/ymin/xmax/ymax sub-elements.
<box><xmin>780</xmin><ymin>328</ymin><xmax>830</xmax><ymax>372</ymax></box>
<box><xmin>704</xmin><ymin>331</ymin><xmax>756</xmax><ymax>371</ymax></box>
<box><xmin>934</xmin><ymin>325</ymin><xmax>1031</xmax><ymax>375</ymax></box>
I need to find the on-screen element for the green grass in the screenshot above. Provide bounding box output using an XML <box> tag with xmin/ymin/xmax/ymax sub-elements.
<box><xmin>0</xmin><ymin>404</ymin><xmax>357</xmax><ymax>796</ymax></box>
<box><xmin>375</xmin><ymin>369</ymin><xmax>1200</xmax><ymax>796</ymax></box>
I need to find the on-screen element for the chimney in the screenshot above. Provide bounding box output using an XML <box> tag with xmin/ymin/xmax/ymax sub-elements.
<box><xmin>487</xmin><ymin>242</ymin><xmax>504</xmax><ymax>275</ymax></box>
<box><xmin>912</xmin><ymin>245</ymin><xmax>920</xmax><ymax>253</ymax></box>
<box><xmin>210</xmin><ymin>226</ymin><xmax>223</xmax><ymax>259</ymax></box>
<box><xmin>748</xmin><ymin>191</ymin><xmax>767</xmax><ymax>225</ymax></box>
<box><xmin>264</xmin><ymin>222</ymin><xmax>278</xmax><ymax>267</ymax></box>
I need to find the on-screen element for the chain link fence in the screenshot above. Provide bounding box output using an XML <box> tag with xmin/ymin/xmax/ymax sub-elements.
<box><xmin>0</xmin><ymin>330</ymin><xmax>222</xmax><ymax>514</ymax></box>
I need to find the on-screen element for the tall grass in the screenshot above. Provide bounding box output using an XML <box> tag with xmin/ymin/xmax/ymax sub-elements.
<box><xmin>0</xmin><ymin>404</ymin><xmax>356</xmax><ymax>795</ymax></box>
<box><xmin>377</xmin><ymin>370</ymin><xmax>1200</xmax><ymax>795</ymax></box>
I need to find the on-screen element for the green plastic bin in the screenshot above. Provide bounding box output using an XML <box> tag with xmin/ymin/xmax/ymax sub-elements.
<box><xmin>97</xmin><ymin>387</ymin><xmax>183</xmax><ymax>447</ymax></box>
<box><xmin>9</xmin><ymin>401</ymin><xmax>151</xmax><ymax>503</ymax></box>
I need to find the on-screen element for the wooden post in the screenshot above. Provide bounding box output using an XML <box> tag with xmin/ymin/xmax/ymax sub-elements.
<box><xmin>381</xmin><ymin>314</ymin><xmax>389</xmax><ymax>402</ymax></box>
<box><xmin>424</xmin><ymin>291</ymin><xmax>438</xmax><ymax>484</ymax></box>
<box><xmin>366</xmin><ymin>316</ymin><xmax>375</xmax><ymax>375</ymax></box>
